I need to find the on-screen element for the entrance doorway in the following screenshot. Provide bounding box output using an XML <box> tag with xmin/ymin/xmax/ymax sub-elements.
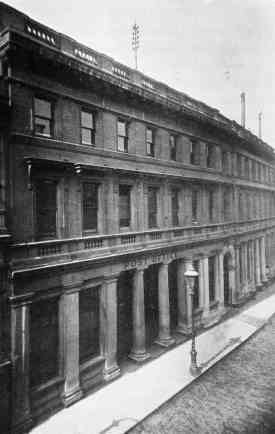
<box><xmin>169</xmin><ymin>260</ymin><xmax>178</xmax><ymax>330</ymax></box>
<box><xmin>144</xmin><ymin>264</ymin><xmax>159</xmax><ymax>346</ymax></box>
<box><xmin>117</xmin><ymin>271</ymin><xmax>133</xmax><ymax>362</ymax></box>
<box><xmin>223</xmin><ymin>253</ymin><xmax>231</xmax><ymax>306</ymax></box>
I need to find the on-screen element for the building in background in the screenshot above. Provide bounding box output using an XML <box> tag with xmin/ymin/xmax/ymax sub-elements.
<box><xmin>1</xmin><ymin>2</ymin><xmax>275</xmax><ymax>433</ymax></box>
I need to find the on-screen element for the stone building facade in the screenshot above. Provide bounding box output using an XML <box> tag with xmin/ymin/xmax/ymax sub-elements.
<box><xmin>1</xmin><ymin>3</ymin><xmax>275</xmax><ymax>433</ymax></box>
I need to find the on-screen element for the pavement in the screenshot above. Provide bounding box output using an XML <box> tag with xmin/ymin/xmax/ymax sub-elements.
<box><xmin>31</xmin><ymin>289</ymin><xmax>275</xmax><ymax>434</ymax></box>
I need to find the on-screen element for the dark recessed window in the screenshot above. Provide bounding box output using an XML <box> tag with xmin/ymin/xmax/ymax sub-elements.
<box><xmin>117</xmin><ymin>120</ymin><xmax>128</xmax><ymax>152</ymax></box>
<box><xmin>148</xmin><ymin>187</ymin><xmax>158</xmax><ymax>228</ymax></box>
<box><xmin>190</xmin><ymin>140</ymin><xmax>199</xmax><ymax>165</ymax></box>
<box><xmin>81</xmin><ymin>110</ymin><xmax>95</xmax><ymax>145</ymax></box>
<box><xmin>209</xmin><ymin>256</ymin><xmax>215</xmax><ymax>302</ymax></box>
<box><xmin>34</xmin><ymin>97</ymin><xmax>52</xmax><ymax>136</ymax></box>
<box><xmin>193</xmin><ymin>260</ymin><xmax>199</xmax><ymax>309</ymax></box>
<box><xmin>170</xmin><ymin>135</ymin><xmax>177</xmax><ymax>161</ymax></box>
<box><xmin>30</xmin><ymin>298</ymin><xmax>59</xmax><ymax>388</ymax></box>
<box><xmin>171</xmin><ymin>189</ymin><xmax>179</xmax><ymax>226</ymax></box>
<box><xmin>146</xmin><ymin>128</ymin><xmax>155</xmax><ymax>157</ymax></box>
<box><xmin>209</xmin><ymin>189</ymin><xmax>215</xmax><ymax>222</ymax></box>
<box><xmin>82</xmin><ymin>182</ymin><xmax>98</xmax><ymax>231</ymax></box>
<box><xmin>192</xmin><ymin>189</ymin><xmax>199</xmax><ymax>222</ymax></box>
<box><xmin>35</xmin><ymin>179</ymin><xmax>57</xmax><ymax>240</ymax></box>
<box><xmin>119</xmin><ymin>185</ymin><xmax>131</xmax><ymax>228</ymax></box>
<box><xmin>79</xmin><ymin>287</ymin><xmax>100</xmax><ymax>364</ymax></box>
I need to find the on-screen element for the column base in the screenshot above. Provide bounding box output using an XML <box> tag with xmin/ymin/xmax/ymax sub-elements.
<box><xmin>256</xmin><ymin>283</ymin><xmax>263</xmax><ymax>291</ymax></box>
<box><xmin>11</xmin><ymin>415</ymin><xmax>33</xmax><ymax>434</ymax></box>
<box><xmin>155</xmin><ymin>336</ymin><xmax>175</xmax><ymax>348</ymax></box>
<box><xmin>62</xmin><ymin>388</ymin><xmax>83</xmax><ymax>407</ymax></box>
<box><xmin>129</xmin><ymin>350</ymin><xmax>151</xmax><ymax>363</ymax></box>
<box><xmin>103</xmin><ymin>365</ymin><xmax>120</xmax><ymax>382</ymax></box>
<box><xmin>176</xmin><ymin>324</ymin><xmax>192</xmax><ymax>336</ymax></box>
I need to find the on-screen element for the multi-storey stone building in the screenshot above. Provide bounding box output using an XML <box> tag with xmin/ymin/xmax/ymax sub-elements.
<box><xmin>1</xmin><ymin>2</ymin><xmax>275</xmax><ymax>433</ymax></box>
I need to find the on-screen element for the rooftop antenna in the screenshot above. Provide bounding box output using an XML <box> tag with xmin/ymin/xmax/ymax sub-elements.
<box><xmin>258</xmin><ymin>112</ymin><xmax>263</xmax><ymax>139</ymax></box>
<box><xmin>132</xmin><ymin>22</ymin><xmax>140</xmax><ymax>70</ymax></box>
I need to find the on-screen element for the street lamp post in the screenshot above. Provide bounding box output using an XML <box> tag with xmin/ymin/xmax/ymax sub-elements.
<box><xmin>184</xmin><ymin>260</ymin><xmax>201</xmax><ymax>376</ymax></box>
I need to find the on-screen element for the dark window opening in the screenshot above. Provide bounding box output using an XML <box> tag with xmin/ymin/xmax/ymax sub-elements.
<box><xmin>146</xmin><ymin>128</ymin><xmax>155</xmax><ymax>157</ymax></box>
<box><xmin>36</xmin><ymin>179</ymin><xmax>57</xmax><ymax>240</ymax></box>
<box><xmin>171</xmin><ymin>189</ymin><xmax>179</xmax><ymax>226</ymax></box>
<box><xmin>34</xmin><ymin>97</ymin><xmax>52</xmax><ymax>136</ymax></box>
<box><xmin>192</xmin><ymin>189</ymin><xmax>198</xmax><ymax>222</ymax></box>
<box><xmin>79</xmin><ymin>287</ymin><xmax>100</xmax><ymax>364</ymax></box>
<box><xmin>30</xmin><ymin>298</ymin><xmax>59</xmax><ymax>388</ymax></box>
<box><xmin>148</xmin><ymin>187</ymin><xmax>158</xmax><ymax>228</ymax></box>
<box><xmin>209</xmin><ymin>256</ymin><xmax>215</xmax><ymax>302</ymax></box>
<box><xmin>170</xmin><ymin>135</ymin><xmax>177</xmax><ymax>161</ymax></box>
<box><xmin>82</xmin><ymin>182</ymin><xmax>98</xmax><ymax>231</ymax></box>
<box><xmin>119</xmin><ymin>185</ymin><xmax>131</xmax><ymax>227</ymax></box>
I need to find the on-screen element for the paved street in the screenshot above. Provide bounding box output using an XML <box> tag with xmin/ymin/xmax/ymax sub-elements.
<box><xmin>129</xmin><ymin>313</ymin><xmax>275</xmax><ymax>434</ymax></box>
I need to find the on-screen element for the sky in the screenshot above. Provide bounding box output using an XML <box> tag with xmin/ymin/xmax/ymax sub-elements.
<box><xmin>5</xmin><ymin>0</ymin><xmax>275</xmax><ymax>147</ymax></box>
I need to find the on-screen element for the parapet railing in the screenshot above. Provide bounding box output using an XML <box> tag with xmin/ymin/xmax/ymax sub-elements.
<box><xmin>9</xmin><ymin>217</ymin><xmax>275</xmax><ymax>269</ymax></box>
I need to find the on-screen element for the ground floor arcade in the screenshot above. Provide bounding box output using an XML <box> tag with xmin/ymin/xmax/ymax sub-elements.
<box><xmin>10</xmin><ymin>234</ymin><xmax>269</xmax><ymax>433</ymax></box>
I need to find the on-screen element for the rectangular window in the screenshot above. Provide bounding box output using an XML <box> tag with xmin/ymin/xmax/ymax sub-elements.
<box><xmin>146</xmin><ymin>128</ymin><xmax>155</xmax><ymax>157</ymax></box>
<box><xmin>82</xmin><ymin>182</ymin><xmax>98</xmax><ymax>231</ymax></box>
<box><xmin>36</xmin><ymin>179</ymin><xmax>57</xmax><ymax>240</ymax></box>
<box><xmin>192</xmin><ymin>189</ymin><xmax>198</xmax><ymax>222</ymax></box>
<box><xmin>117</xmin><ymin>120</ymin><xmax>128</xmax><ymax>152</ymax></box>
<box><xmin>206</xmin><ymin>144</ymin><xmax>215</xmax><ymax>168</ymax></box>
<box><xmin>81</xmin><ymin>110</ymin><xmax>95</xmax><ymax>145</ymax></box>
<box><xmin>34</xmin><ymin>97</ymin><xmax>52</xmax><ymax>136</ymax></box>
<box><xmin>209</xmin><ymin>189</ymin><xmax>215</xmax><ymax>222</ymax></box>
<box><xmin>223</xmin><ymin>188</ymin><xmax>231</xmax><ymax>221</ymax></box>
<box><xmin>79</xmin><ymin>287</ymin><xmax>100</xmax><ymax>364</ymax></box>
<box><xmin>119</xmin><ymin>185</ymin><xmax>131</xmax><ymax>227</ymax></box>
<box><xmin>222</xmin><ymin>152</ymin><xmax>227</xmax><ymax>173</ymax></box>
<box><xmin>237</xmin><ymin>154</ymin><xmax>242</xmax><ymax>176</ymax></box>
<box><xmin>170</xmin><ymin>135</ymin><xmax>177</xmax><ymax>161</ymax></box>
<box><xmin>171</xmin><ymin>189</ymin><xmax>179</xmax><ymax>226</ymax></box>
<box><xmin>148</xmin><ymin>187</ymin><xmax>158</xmax><ymax>228</ymax></box>
<box><xmin>193</xmin><ymin>260</ymin><xmax>199</xmax><ymax>309</ymax></box>
<box><xmin>208</xmin><ymin>256</ymin><xmax>215</xmax><ymax>302</ymax></box>
<box><xmin>30</xmin><ymin>298</ymin><xmax>59</xmax><ymax>388</ymax></box>
<box><xmin>190</xmin><ymin>140</ymin><xmax>199</xmax><ymax>165</ymax></box>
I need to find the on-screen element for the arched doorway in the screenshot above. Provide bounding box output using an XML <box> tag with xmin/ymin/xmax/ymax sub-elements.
<box><xmin>223</xmin><ymin>253</ymin><xmax>232</xmax><ymax>306</ymax></box>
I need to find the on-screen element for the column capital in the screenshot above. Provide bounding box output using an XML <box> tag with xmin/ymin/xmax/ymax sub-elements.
<box><xmin>103</xmin><ymin>274</ymin><xmax>120</xmax><ymax>285</ymax></box>
<box><xmin>9</xmin><ymin>292</ymin><xmax>34</xmax><ymax>307</ymax></box>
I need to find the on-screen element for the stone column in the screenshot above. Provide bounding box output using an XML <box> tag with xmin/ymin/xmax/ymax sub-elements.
<box><xmin>260</xmin><ymin>236</ymin><xmax>268</xmax><ymax>284</ymax></box>
<box><xmin>129</xmin><ymin>267</ymin><xmax>150</xmax><ymax>362</ymax></box>
<box><xmin>241</xmin><ymin>243</ymin><xmax>248</xmax><ymax>294</ymax></box>
<box><xmin>255</xmin><ymin>239</ymin><xmax>262</xmax><ymax>289</ymax></box>
<box><xmin>101</xmin><ymin>276</ymin><xmax>120</xmax><ymax>381</ymax></box>
<box><xmin>11</xmin><ymin>296</ymin><xmax>33</xmax><ymax>433</ymax></box>
<box><xmin>177</xmin><ymin>259</ymin><xmax>191</xmax><ymax>334</ymax></box>
<box><xmin>155</xmin><ymin>261</ymin><xmax>175</xmax><ymax>346</ymax></box>
<box><xmin>250</xmin><ymin>241</ymin><xmax>256</xmax><ymax>292</ymax></box>
<box><xmin>201</xmin><ymin>257</ymin><xmax>210</xmax><ymax>323</ymax></box>
<box><xmin>61</xmin><ymin>288</ymin><xmax>83</xmax><ymax>406</ymax></box>
<box><xmin>234</xmin><ymin>245</ymin><xmax>241</xmax><ymax>302</ymax></box>
<box><xmin>217</xmin><ymin>252</ymin><xmax>224</xmax><ymax>311</ymax></box>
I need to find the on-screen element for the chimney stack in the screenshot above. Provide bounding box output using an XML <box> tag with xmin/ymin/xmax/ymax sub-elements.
<box><xmin>258</xmin><ymin>112</ymin><xmax>262</xmax><ymax>139</ymax></box>
<box><xmin>240</xmin><ymin>92</ymin><xmax>246</xmax><ymax>127</ymax></box>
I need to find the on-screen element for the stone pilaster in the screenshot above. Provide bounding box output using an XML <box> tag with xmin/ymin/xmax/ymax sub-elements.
<box><xmin>217</xmin><ymin>253</ymin><xmax>225</xmax><ymax>312</ymax></box>
<box><xmin>243</xmin><ymin>242</ymin><xmax>248</xmax><ymax>294</ymax></box>
<box><xmin>260</xmin><ymin>236</ymin><xmax>268</xmax><ymax>284</ymax></box>
<box><xmin>105</xmin><ymin>175</ymin><xmax>119</xmax><ymax>234</ymax></box>
<box><xmin>129</xmin><ymin>267</ymin><xmax>150</xmax><ymax>362</ymax></box>
<box><xmin>255</xmin><ymin>238</ymin><xmax>262</xmax><ymax>289</ymax></box>
<box><xmin>60</xmin><ymin>288</ymin><xmax>83</xmax><ymax>406</ymax></box>
<box><xmin>101</xmin><ymin>276</ymin><xmax>120</xmax><ymax>381</ymax></box>
<box><xmin>201</xmin><ymin>257</ymin><xmax>210</xmax><ymax>324</ymax></box>
<box><xmin>11</xmin><ymin>296</ymin><xmax>33</xmax><ymax>433</ymax></box>
<box><xmin>155</xmin><ymin>262</ymin><xmax>175</xmax><ymax>347</ymax></box>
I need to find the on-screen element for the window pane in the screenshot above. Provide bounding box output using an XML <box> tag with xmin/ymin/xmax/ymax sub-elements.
<box><xmin>34</xmin><ymin>117</ymin><xmax>51</xmax><ymax>136</ymax></box>
<box><xmin>192</xmin><ymin>190</ymin><xmax>198</xmax><ymax>221</ymax></box>
<box><xmin>119</xmin><ymin>185</ymin><xmax>131</xmax><ymax>227</ymax></box>
<box><xmin>146</xmin><ymin>128</ymin><xmax>153</xmax><ymax>143</ymax></box>
<box><xmin>83</xmin><ymin>183</ymin><xmax>98</xmax><ymax>231</ymax></box>
<box><xmin>81</xmin><ymin>128</ymin><xmax>92</xmax><ymax>144</ymax></box>
<box><xmin>118</xmin><ymin>120</ymin><xmax>126</xmax><ymax>137</ymax></box>
<box><xmin>172</xmin><ymin>189</ymin><xmax>179</xmax><ymax>226</ymax></box>
<box><xmin>79</xmin><ymin>287</ymin><xmax>100</xmax><ymax>364</ymax></box>
<box><xmin>118</xmin><ymin>136</ymin><xmax>126</xmax><ymax>152</ymax></box>
<box><xmin>81</xmin><ymin>111</ymin><xmax>94</xmax><ymax>128</ymax></box>
<box><xmin>148</xmin><ymin>187</ymin><xmax>157</xmax><ymax>228</ymax></box>
<box><xmin>36</xmin><ymin>180</ymin><xmax>57</xmax><ymax>239</ymax></box>
<box><xmin>30</xmin><ymin>298</ymin><xmax>59</xmax><ymax>388</ymax></box>
<box><xmin>34</xmin><ymin>98</ymin><xmax>51</xmax><ymax>118</ymax></box>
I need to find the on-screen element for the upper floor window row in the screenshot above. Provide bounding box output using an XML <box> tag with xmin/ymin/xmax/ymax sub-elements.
<box><xmin>32</xmin><ymin>97</ymin><xmax>274</xmax><ymax>183</ymax></box>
